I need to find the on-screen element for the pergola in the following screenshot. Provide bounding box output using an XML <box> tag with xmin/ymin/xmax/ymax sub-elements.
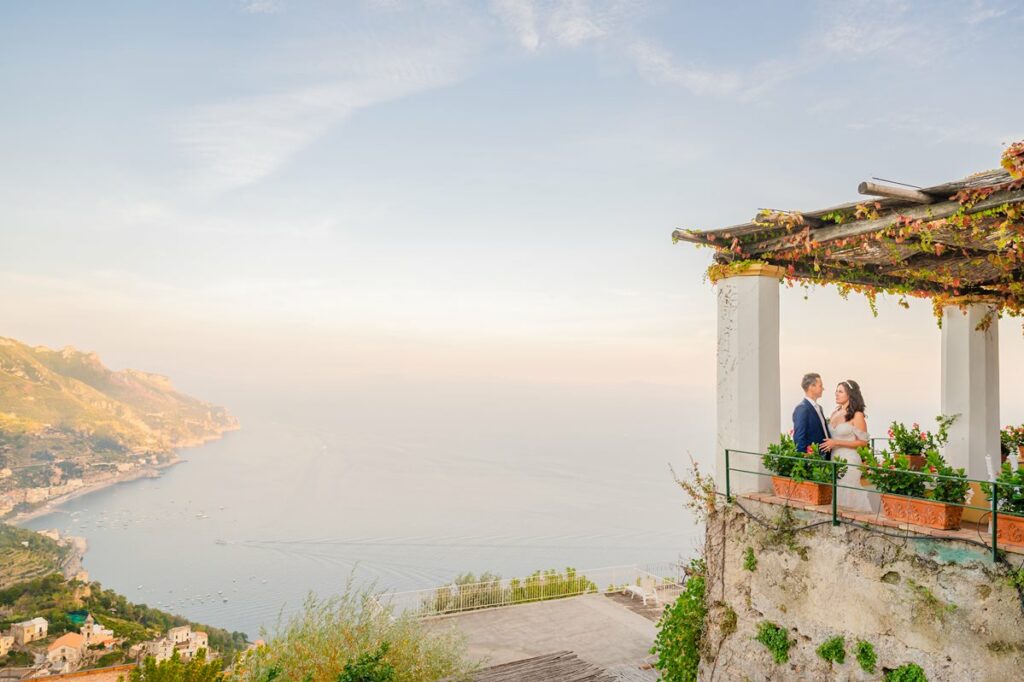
<box><xmin>675</xmin><ymin>142</ymin><xmax>1024</xmax><ymax>491</ymax></box>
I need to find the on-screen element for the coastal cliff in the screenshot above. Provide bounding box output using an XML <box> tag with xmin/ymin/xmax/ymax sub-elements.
<box><xmin>699</xmin><ymin>499</ymin><xmax>1024</xmax><ymax>681</ymax></box>
<box><xmin>0</xmin><ymin>337</ymin><xmax>238</xmax><ymax>518</ymax></box>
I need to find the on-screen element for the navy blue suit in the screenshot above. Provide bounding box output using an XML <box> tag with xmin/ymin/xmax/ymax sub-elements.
<box><xmin>793</xmin><ymin>399</ymin><xmax>831</xmax><ymax>459</ymax></box>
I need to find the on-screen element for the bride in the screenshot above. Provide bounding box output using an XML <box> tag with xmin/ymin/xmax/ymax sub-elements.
<box><xmin>822</xmin><ymin>379</ymin><xmax>874</xmax><ymax>513</ymax></box>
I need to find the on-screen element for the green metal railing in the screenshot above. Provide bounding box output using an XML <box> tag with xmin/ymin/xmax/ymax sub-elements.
<box><xmin>724</xmin><ymin>448</ymin><xmax>1012</xmax><ymax>562</ymax></box>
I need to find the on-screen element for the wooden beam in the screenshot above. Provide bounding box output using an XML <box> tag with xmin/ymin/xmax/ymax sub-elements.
<box><xmin>858</xmin><ymin>181</ymin><xmax>936</xmax><ymax>204</ymax></box>
<box><xmin>748</xmin><ymin>188</ymin><xmax>1024</xmax><ymax>256</ymax></box>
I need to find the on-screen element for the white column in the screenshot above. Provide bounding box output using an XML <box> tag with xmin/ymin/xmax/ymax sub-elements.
<box><xmin>715</xmin><ymin>265</ymin><xmax>782</xmax><ymax>493</ymax></box>
<box><xmin>941</xmin><ymin>303</ymin><xmax>1000</xmax><ymax>480</ymax></box>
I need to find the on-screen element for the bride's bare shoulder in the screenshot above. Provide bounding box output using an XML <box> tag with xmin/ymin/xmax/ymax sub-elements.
<box><xmin>852</xmin><ymin>411</ymin><xmax>867</xmax><ymax>428</ymax></box>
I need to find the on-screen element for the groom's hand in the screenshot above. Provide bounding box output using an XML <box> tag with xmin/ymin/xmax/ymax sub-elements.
<box><xmin>821</xmin><ymin>438</ymin><xmax>836</xmax><ymax>452</ymax></box>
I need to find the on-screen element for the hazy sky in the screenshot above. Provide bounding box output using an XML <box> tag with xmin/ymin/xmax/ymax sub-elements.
<box><xmin>2</xmin><ymin>0</ymin><xmax>1023</xmax><ymax>451</ymax></box>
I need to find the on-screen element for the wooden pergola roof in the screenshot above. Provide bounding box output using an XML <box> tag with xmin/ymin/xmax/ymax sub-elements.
<box><xmin>673</xmin><ymin>147</ymin><xmax>1024</xmax><ymax>312</ymax></box>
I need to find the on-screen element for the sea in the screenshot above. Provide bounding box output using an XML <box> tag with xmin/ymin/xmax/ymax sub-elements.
<box><xmin>22</xmin><ymin>380</ymin><xmax>708</xmax><ymax>637</ymax></box>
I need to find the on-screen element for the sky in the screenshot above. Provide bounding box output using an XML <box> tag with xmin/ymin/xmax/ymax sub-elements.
<box><xmin>1</xmin><ymin>0</ymin><xmax>1024</xmax><ymax>462</ymax></box>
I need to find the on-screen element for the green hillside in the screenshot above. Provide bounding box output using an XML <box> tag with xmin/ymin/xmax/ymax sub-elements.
<box><xmin>0</xmin><ymin>337</ymin><xmax>238</xmax><ymax>473</ymax></box>
<box><xmin>0</xmin><ymin>523</ymin><xmax>72</xmax><ymax>589</ymax></box>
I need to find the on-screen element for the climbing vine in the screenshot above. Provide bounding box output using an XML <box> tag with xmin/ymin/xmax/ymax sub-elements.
<box><xmin>681</xmin><ymin>142</ymin><xmax>1024</xmax><ymax>327</ymax></box>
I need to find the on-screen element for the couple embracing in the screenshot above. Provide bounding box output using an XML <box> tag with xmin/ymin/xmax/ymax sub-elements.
<box><xmin>793</xmin><ymin>373</ymin><xmax>874</xmax><ymax>512</ymax></box>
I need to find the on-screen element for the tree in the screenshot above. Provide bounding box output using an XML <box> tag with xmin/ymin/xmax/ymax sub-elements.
<box><xmin>129</xmin><ymin>650</ymin><xmax>222</xmax><ymax>682</ymax></box>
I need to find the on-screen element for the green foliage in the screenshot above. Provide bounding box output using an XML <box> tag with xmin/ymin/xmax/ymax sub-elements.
<box><xmin>742</xmin><ymin>547</ymin><xmax>757</xmax><ymax>572</ymax></box>
<box><xmin>131</xmin><ymin>650</ymin><xmax>223</xmax><ymax>682</ymax></box>
<box><xmin>0</xmin><ymin>573</ymin><xmax>247</xmax><ymax>663</ymax></box>
<box><xmin>762</xmin><ymin>435</ymin><xmax>847</xmax><ymax>483</ymax></box>
<box><xmin>1000</xmin><ymin>425</ymin><xmax>1024</xmax><ymax>455</ymax></box>
<box><xmin>885</xmin><ymin>662</ymin><xmax>927</xmax><ymax>682</ymax></box>
<box><xmin>982</xmin><ymin>460</ymin><xmax>1024</xmax><ymax>516</ymax></box>
<box><xmin>816</xmin><ymin>636</ymin><xmax>845</xmax><ymax>665</ymax></box>
<box><xmin>96</xmin><ymin>650</ymin><xmax>126</xmax><ymax>667</ymax></box>
<box><xmin>861</xmin><ymin>447</ymin><xmax>926</xmax><ymax>497</ymax></box>
<box><xmin>887</xmin><ymin>417</ymin><xmax>954</xmax><ymax>458</ymax></box>
<box><xmin>754</xmin><ymin>621</ymin><xmax>793</xmax><ymax>664</ymax></box>
<box><xmin>225</xmin><ymin>582</ymin><xmax>470</xmax><ymax>682</ymax></box>
<box><xmin>924</xmin><ymin>451</ymin><xmax>969</xmax><ymax>505</ymax></box>
<box><xmin>760</xmin><ymin>506</ymin><xmax>807</xmax><ymax>560</ymax></box>
<box><xmin>427</xmin><ymin>568</ymin><xmax>596</xmax><ymax>614</ymax></box>
<box><xmin>337</xmin><ymin>643</ymin><xmax>395</xmax><ymax>682</ymax></box>
<box><xmin>0</xmin><ymin>524</ymin><xmax>71</xmax><ymax>588</ymax></box>
<box><xmin>854</xmin><ymin>640</ymin><xmax>877</xmax><ymax>673</ymax></box>
<box><xmin>3</xmin><ymin>650</ymin><xmax>33</xmax><ymax>667</ymax></box>
<box><xmin>650</xmin><ymin>559</ymin><xmax>706</xmax><ymax>682</ymax></box>
<box><xmin>863</xmin><ymin>416</ymin><xmax>965</xmax><ymax>503</ymax></box>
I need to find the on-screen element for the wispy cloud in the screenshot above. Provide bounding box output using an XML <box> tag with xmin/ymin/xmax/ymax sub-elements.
<box><xmin>179</xmin><ymin>42</ymin><xmax>471</xmax><ymax>191</ymax></box>
<box><xmin>628</xmin><ymin>40</ymin><xmax>740</xmax><ymax>95</ymax></box>
<box><xmin>241</xmin><ymin>0</ymin><xmax>284</xmax><ymax>14</ymax></box>
<box><xmin>489</xmin><ymin>0</ymin><xmax>636</xmax><ymax>51</ymax></box>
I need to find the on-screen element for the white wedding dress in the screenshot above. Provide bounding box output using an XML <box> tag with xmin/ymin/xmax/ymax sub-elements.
<box><xmin>831</xmin><ymin>420</ymin><xmax>875</xmax><ymax>512</ymax></box>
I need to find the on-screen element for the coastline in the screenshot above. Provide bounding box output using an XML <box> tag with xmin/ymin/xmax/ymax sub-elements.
<box><xmin>7</xmin><ymin>424</ymin><xmax>239</xmax><ymax>526</ymax></box>
<box><xmin>8</xmin><ymin>457</ymin><xmax>185</xmax><ymax>525</ymax></box>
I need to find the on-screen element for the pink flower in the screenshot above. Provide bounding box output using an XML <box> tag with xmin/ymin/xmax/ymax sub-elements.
<box><xmin>920</xmin><ymin>432</ymin><xmax>928</xmax><ymax>441</ymax></box>
<box><xmin>788</xmin><ymin>428</ymin><xmax>794</xmax><ymax>436</ymax></box>
<box><xmin>888</xmin><ymin>429</ymin><xmax>895</xmax><ymax>438</ymax></box>
<box><xmin>912</xmin><ymin>423</ymin><xmax>920</xmax><ymax>430</ymax></box>
<box><xmin>806</xmin><ymin>445</ymin><xmax>814</xmax><ymax>454</ymax></box>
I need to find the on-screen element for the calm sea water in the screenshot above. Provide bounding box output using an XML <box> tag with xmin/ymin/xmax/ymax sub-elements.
<box><xmin>24</xmin><ymin>380</ymin><xmax>707</xmax><ymax>637</ymax></box>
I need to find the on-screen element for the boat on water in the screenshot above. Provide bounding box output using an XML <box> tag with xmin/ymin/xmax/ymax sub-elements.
<box><xmin>215</xmin><ymin>539</ymin><xmax>227</xmax><ymax>545</ymax></box>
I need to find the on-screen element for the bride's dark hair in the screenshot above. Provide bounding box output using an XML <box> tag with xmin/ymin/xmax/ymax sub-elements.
<box><xmin>840</xmin><ymin>380</ymin><xmax>866</xmax><ymax>422</ymax></box>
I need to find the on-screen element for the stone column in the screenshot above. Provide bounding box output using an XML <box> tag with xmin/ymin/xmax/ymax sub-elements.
<box><xmin>940</xmin><ymin>303</ymin><xmax>1000</xmax><ymax>481</ymax></box>
<box><xmin>715</xmin><ymin>264</ymin><xmax>782</xmax><ymax>494</ymax></box>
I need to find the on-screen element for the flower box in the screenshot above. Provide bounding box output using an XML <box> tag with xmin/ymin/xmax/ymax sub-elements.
<box><xmin>994</xmin><ymin>512</ymin><xmax>1024</xmax><ymax>546</ymax></box>
<box><xmin>880</xmin><ymin>494</ymin><xmax>963</xmax><ymax>530</ymax></box>
<box><xmin>771</xmin><ymin>476</ymin><xmax>832</xmax><ymax>505</ymax></box>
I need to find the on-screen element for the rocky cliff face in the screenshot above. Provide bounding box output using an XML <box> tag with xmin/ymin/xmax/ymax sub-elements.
<box><xmin>0</xmin><ymin>337</ymin><xmax>238</xmax><ymax>469</ymax></box>
<box><xmin>700</xmin><ymin>499</ymin><xmax>1024</xmax><ymax>681</ymax></box>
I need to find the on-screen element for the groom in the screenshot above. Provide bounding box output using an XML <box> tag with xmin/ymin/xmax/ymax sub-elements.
<box><xmin>793</xmin><ymin>372</ymin><xmax>832</xmax><ymax>459</ymax></box>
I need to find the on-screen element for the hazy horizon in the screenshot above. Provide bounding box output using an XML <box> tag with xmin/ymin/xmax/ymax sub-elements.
<box><xmin>3</xmin><ymin>0</ymin><xmax>1024</xmax><ymax>476</ymax></box>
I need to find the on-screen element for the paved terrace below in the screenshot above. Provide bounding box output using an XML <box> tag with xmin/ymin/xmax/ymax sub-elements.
<box><xmin>424</xmin><ymin>588</ymin><xmax>679</xmax><ymax>675</ymax></box>
<box><xmin>741</xmin><ymin>491</ymin><xmax>1024</xmax><ymax>557</ymax></box>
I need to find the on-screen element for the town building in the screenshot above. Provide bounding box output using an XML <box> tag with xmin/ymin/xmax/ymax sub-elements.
<box><xmin>12</xmin><ymin>617</ymin><xmax>48</xmax><ymax>645</ymax></box>
<box><xmin>47</xmin><ymin>632</ymin><xmax>86</xmax><ymax>670</ymax></box>
<box><xmin>80</xmin><ymin>615</ymin><xmax>115</xmax><ymax>648</ymax></box>
<box><xmin>0</xmin><ymin>634</ymin><xmax>14</xmax><ymax>657</ymax></box>
<box><xmin>140</xmin><ymin>625</ymin><xmax>211</xmax><ymax>663</ymax></box>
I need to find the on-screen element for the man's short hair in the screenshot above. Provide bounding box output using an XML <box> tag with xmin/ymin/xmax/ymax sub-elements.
<box><xmin>801</xmin><ymin>373</ymin><xmax>821</xmax><ymax>391</ymax></box>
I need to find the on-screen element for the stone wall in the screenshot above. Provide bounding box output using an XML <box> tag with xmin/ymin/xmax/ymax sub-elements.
<box><xmin>699</xmin><ymin>499</ymin><xmax>1024</xmax><ymax>681</ymax></box>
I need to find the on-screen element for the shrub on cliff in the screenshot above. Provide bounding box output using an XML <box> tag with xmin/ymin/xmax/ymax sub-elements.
<box><xmin>650</xmin><ymin>558</ymin><xmax>706</xmax><ymax>682</ymax></box>
<box><xmin>130</xmin><ymin>650</ymin><xmax>223</xmax><ymax>681</ymax></box>
<box><xmin>225</xmin><ymin>582</ymin><xmax>472</xmax><ymax>682</ymax></box>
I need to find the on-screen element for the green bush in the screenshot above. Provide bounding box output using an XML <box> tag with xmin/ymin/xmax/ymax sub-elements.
<box><xmin>762</xmin><ymin>435</ymin><xmax>847</xmax><ymax>483</ymax></box>
<box><xmin>754</xmin><ymin>621</ymin><xmax>793</xmax><ymax>664</ymax></box>
<box><xmin>130</xmin><ymin>650</ymin><xmax>222</xmax><ymax>681</ymax></box>
<box><xmin>337</xmin><ymin>643</ymin><xmax>395</xmax><ymax>682</ymax></box>
<box><xmin>742</xmin><ymin>547</ymin><xmax>757</xmax><ymax>572</ymax></box>
<box><xmin>650</xmin><ymin>559</ymin><xmax>706</xmax><ymax>682</ymax></box>
<box><xmin>816</xmin><ymin>636</ymin><xmax>845</xmax><ymax>665</ymax></box>
<box><xmin>854</xmin><ymin>640</ymin><xmax>877</xmax><ymax>673</ymax></box>
<box><xmin>426</xmin><ymin>568</ymin><xmax>597</xmax><ymax>615</ymax></box>
<box><xmin>885</xmin><ymin>662</ymin><xmax>927</xmax><ymax>682</ymax></box>
<box><xmin>225</xmin><ymin>582</ymin><xmax>471</xmax><ymax>682</ymax></box>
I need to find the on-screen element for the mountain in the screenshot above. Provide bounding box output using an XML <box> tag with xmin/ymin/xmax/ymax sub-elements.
<box><xmin>0</xmin><ymin>337</ymin><xmax>238</xmax><ymax>472</ymax></box>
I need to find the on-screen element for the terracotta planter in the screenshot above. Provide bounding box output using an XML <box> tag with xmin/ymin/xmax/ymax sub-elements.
<box><xmin>905</xmin><ymin>455</ymin><xmax>926</xmax><ymax>471</ymax></box>
<box><xmin>771</xmin><ymin>476</ymin><xmax>832</xmax><ymax>505</ymax></box>
<box><xmin>1018</xmin><ymin>445</ymin><xmax>1024</xmax><ymax>459</ymax></box>
<box><xmin>994</xmin><ymin>512</ymin><xmax>1024</xmax><ymax>546</ymax></box>
<box><xmin>880</xmin><ymin>494</ymin><xmax>963</xmax><ymax>530</ymax></box>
